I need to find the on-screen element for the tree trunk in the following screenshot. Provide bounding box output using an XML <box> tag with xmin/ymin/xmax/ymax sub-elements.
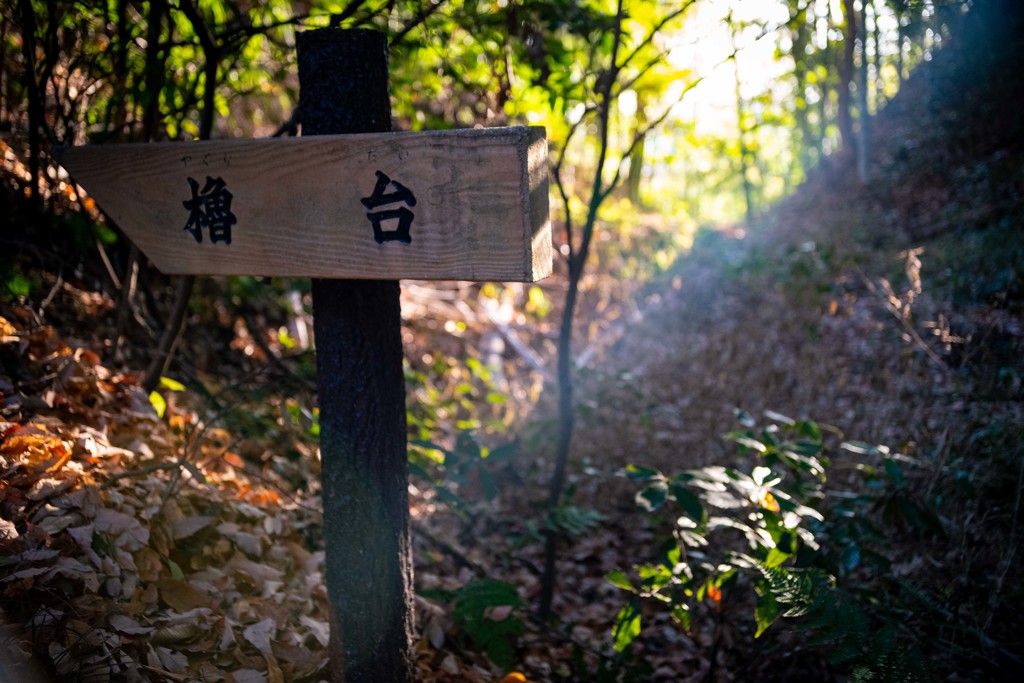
<box><xmin>141</xmin><ymin>274</ymin><xmax>193</xmax><ymax>392</ymax></box>
<box><xmin>113</xmin><ymin>0</ymin><xmax>167</xmax><ymax>364</ymax></box>
<box><xmin>142</xmin><ymin>0</ymin><xmax>209</xmax><ymax>391</ymax></box>
<box><xmin>297</xmin><ymin>28</ymin><xmax>414</xmax><ymax>683</ymax></box>
<box><xmin>838</xmin><ymin>0</ymin><xmax>857</xmax><ymax>158</ymax></box>
<box><xmin>627</xmin><ymin>93</ymin><xmax>646</xmax><ymax>203</ymax></box>
<box><xmin>856</xmin><ymin>1</ymin><xmax>871</xmax><ymax>184</ymax></box>
<box><xmin>539</xmin><ymin>0</ymin><xmax>625</xmax><ymax>621</ymax></box>
<box><xmin>789</xmin><ymin>0</ymin><xmax>816</xmax><ymax>177</ymax></box>
<box><xmin>17</xmin><ymin>0</ymin><xmax>42</xmax><ymax>211</ymax></box>
<box><xmin>730</xmin><ymin>19</ymin><xmax>756</xmax><ymax>224</ymax></box>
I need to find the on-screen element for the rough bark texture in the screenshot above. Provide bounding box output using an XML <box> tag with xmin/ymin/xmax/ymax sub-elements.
<box><xmin>298</xmin><ymin>29</ymin><xmax>391</xmax><ymax>136</ymax></box>
<box><xmin>297</xmin><ymin>28</ymin><xmax>414</xmax><ymax>683</ymax></box>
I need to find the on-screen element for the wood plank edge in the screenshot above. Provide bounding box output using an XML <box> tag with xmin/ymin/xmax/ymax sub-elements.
<box><xmin>523</xmin><ymin>127</ymin><xmax>552</xmax><ymax>282</ymax></box>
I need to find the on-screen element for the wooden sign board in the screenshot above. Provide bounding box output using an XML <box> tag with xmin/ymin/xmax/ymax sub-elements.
<box><xmin>54</xmin><ymin>127</ymin><xmax>551</xmax><ymax>282</ymax></box>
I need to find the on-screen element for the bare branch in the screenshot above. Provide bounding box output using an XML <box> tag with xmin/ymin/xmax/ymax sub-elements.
<box><xmin>391</xmin><ymin>0</ymin><xmax>448</xmax><ymax>48</ymax></box>
<box><xmin>550</xmin><ymin>112</ymin><xmax>592</xmax><ymax>259</ymax></box>
<box><xmin>599</xmin><ymin>74</ymin><xmax>705</xmax><ymax>205</ymax></box>
<box><xmin>271</xmin><ymin>105</ymin><xmax>301</xmax><ymax>137</ymax></box>
<box><xmin>617</xmin><ymin>0</ymin><xmax>698</xmax><ymax>73</ymax></box>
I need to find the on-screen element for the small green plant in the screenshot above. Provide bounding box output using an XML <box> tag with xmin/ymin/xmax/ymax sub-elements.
<box><xmin>543</xmin><ymin>504</ymin><xmax>609</xmax><ymax>537</ymax></box>
<box><xmin>449</xmin><ymin>579</ymin><xmax>525</xmax><ymax>671</ymax></box>
<box><xmin>405</xmin><ymin>355</ymin><xmax>510</xmax><ymax>445</ymax></box>
<box><xmin>608</xmin><ymin>411</ymin><xmax>939</xmax><ymax>681</ymax></box>
<box><xmin>410</xmin><ymin>430</ymin><xmax>518</xmax><ymax>516</ymax></box>
<box><xmin>562</xmin><ymin>641</ymin><xmax>654</xmax><ymax>683</ymax></box>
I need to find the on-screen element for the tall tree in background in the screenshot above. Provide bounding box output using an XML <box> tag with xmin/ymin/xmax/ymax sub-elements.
<box><xmin>787</xmin><ymin>0</ymin><xmax>818</xmax><ymax>178</ymax></box>
<box><xmin>537</xmin><ymin>0</ymin><xmax>698</xmax><ymax>619</ymax></box>
<box><xmin>728</xmin><ymin>12</ymin><xmax>757</xmax><ymax>225</ymax></box>
<box><xmin>856</xmin><ymin>0</ymin><xmax>872</xmax><ymax>184</ymax></box>
<box><xmin>838</xmin><ymin>0</ymin><xmax>858</xmax><ymax>158</ymax></box>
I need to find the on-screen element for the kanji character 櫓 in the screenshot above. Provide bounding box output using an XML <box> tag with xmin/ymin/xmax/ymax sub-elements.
<box><xmin>183</xmin><ymin>175</ymin><xmax>237</xmax><ymax>244</ymax></box>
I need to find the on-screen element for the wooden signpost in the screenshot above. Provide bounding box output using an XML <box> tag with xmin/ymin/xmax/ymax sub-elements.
<box><xmin>54</xmin><ymin>128</ymin><xmax>551</xmax><ymax>282</ymax></box>
<box><xmin>55</xmin><ymin>28</ymin><xmax>550</xmax><ymax>683</ymax></box>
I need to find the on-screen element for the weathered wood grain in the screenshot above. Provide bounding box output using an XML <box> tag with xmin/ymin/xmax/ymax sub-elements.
<box><xmin>54</xmin><ymin>127</ymin><xmax>551</xmax><ymax>282</ymax></box>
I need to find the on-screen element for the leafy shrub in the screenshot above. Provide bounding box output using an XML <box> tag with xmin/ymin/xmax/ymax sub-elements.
<box><xmin>410</xmin><ymin>430</ymin><xmax>518</xmax><ymax>516</ymax></box>
<box><xmin>449</xmin><ymin>579</ymin><xmax>525</xmax><ymax>671</ymax></box>
<box><xmin>608</xmin><ymin>411</ymin><xmax>940</xmax><ymax>681</ymax></box>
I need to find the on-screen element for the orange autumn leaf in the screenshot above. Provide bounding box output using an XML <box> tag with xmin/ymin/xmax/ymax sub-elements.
<box><xmin>1</xmin><ymin>430</ymin><xmax>71</xmax><ymax>475</ymax></box>
<box><xmin>759</xmin><ymin>491</ymin><xmax>781</xmax><ymax>513</ymax></box>
<box><xmin>499</xmin><ymin>674</ymin><xmax>529</xmax><ymax>683</ymax></box>
<box><xmin>245</xmin><ymin>488</ymin><xmax>282</xmax><ymax>506</ymax></box>
<box><xmin>75</xmin><ymin>348</ymin><xmax>101</xmax><ymax>366</ymax></box>
<box><xmin>707</xmin><ymin>584</ymin><xmax>722</xmax><ymax>604</ymax></box>
<box><xmin>222</xmin><ymin>451</ymin><xmax>246</xmax><ymax>469</ymax></box>
<box><xmin>168</xmin><ymin>414</ymin><xmax>192</xmax><ymax>432</ymax></box>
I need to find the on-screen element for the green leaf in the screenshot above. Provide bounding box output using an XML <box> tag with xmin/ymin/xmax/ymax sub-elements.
<box><xmin>159</xmin><ymin>376</ymin><xmax>186</xmax><ymax>391</ymax></box>
<box><xmin>5</xmin><ymin>273</ymin><xmax>32</xmax><ymax>298</ymax></box>
<box><xmin>752</xmin><ymin>465</ymin><xmax>778</xmax><ymax>487</ymax></box>
<box><xmin>764</xmin><ymin>410</ymin><xmax>795</xmax><ymax>425</ymax></box>
<box><xmin>622</xmin><ymin>464</ymin><xmax>661</xmax><ymax>482</ymax></box>
<box><xmin>434</xmin><ymin>487</ymin><xmax>468</xmax><ymax>516</ymax></box>
<box><xmin>612</xmin><ymin>602</ymin><xmax>642</xmax><ymax>652</ymax></box>
<box><xmin>453</xmin><ymin>579</ymin><xmax>522</xmax><ymax>616</ymax></box>
<box><xmin>411</xmin><ymin>439</ymin><xmax>449</xmax><ymax>456</ymax></box>
<box><xmin>787</xmin><ymin>439</ymin><xmax>823</xmax><ymax>456</ymax></box>
<box><xmin>547</xmin><ymin>506</ymin><xmax>608</xmax><ymax>536</ymax></box>
<box><xmin>277</xmin><ymin>329</ymin><xmax>296</xmax><ymax>349</ymax></box>
<box><xmin>636</xmin><ymin>564</ymin><xmax>673</xmax><ymax>592</ymax></box>
<box><xmin>451</xmin><ymin>580</ymin><xmax>524</xmax><ymax>670</ymax></box>
<box><xmin>763</xmin><ymin>547</ymin><xmax>790</xmax><ymax>569</ymax></box>
<box><xmin>149</xmin><ymin>391</ymin><xmax>166</xmax><ymax>418</ymax></box>
<box><xmin>735</xmin><ymin>409</ymin><xmax>756</xmax><ymax>427</ymax></box>
<box><xmin>407</xmin><ymin>460</ymin><xmax>435</xmax><ymax>482</ymax></box>
<box><xmin>167</xmin><ymin>559</ymin><xmax>185</xmax><ymax>580</ymax></box>
<box><xmin>455</xmin><ymin>431</ymin><xmax>482</xmax><ymax>459</ymax></box>
<box><xmin>841</xmin><ymin>440</ymin><xmax>887</xmax><ymax>456</ymax></box>
<box><xmin>478</xmin><ymin>468</ymin><xmax>499</xmax><ymax>502</ymax></box>
<box><xmin>883</xmin><ymin>458</ymin><xmax>906</xmax><ymax>488</ymax></box>
<box><xmin>779</xmin><ymin>450</ymin><xmax>826</xmax><ymax>478</ymax></box>
<box><xmin>484</xmin><ymin>442</ymin><xmax>518</xmax><ymax>462</ymax></box>
<box><xmin>755</xmin><ymin>589</ymin><xmax>780</xmax><ymax>637</ymax></box>
<box><xmin>731</xmin><ymin>435</ymin><xmax>768</xmax><ymax>453</ymax></box>
<box><xmin>636</xmin><ymin>482</ymin><xmax>668</xmax><ymax>512</ymax></box>
<box><xmin>671</xmin><ymin>603</ymin><xmax>691</xmax><ymax>630</ymax></box>
<box><xmin>797</xmin><ymin>419</ymin><xmax>823</xmax><ymax>441</ymax></box>
<box><xmin>605</xmin><ymin>569</ymin><xmax>635</xmax><ymax>593</ymax></box>
<box><xmin>840</xmin><ymin>545</ymin><xmax>861</xmax><ymax>573</ymax></box>
<box><xmin>669</xmin><ymin>483</ymin><xmax>705</xmax><ymax>523</ymax></box>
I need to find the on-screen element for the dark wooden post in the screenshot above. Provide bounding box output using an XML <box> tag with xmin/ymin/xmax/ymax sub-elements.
<box><xmin>297</xmin><ymin>29</ymin><xmax>415</xmax><ymax>683</ymax></box>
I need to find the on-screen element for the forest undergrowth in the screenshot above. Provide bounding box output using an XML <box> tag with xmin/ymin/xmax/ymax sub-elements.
<box><xmin>2</xmin><ymin>5</ymin><xmax>1023</xmax><ymax>682</ymax></box>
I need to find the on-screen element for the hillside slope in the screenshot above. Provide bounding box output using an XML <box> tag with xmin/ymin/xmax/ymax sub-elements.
<box><xmin>550</xmin><ymin>1</ymin><xmax>1023</xmax><ymax>678</ymax></box>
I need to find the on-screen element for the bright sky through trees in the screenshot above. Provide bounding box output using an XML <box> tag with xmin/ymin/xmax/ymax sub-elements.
<box><xmin>675</xmin><ymin>0</ymin><xmax>792</xmax><ymax>137</ymax></box>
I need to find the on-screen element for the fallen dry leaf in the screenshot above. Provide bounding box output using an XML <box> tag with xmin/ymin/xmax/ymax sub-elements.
<box><xmin>157</xmin><ymin>578</ymin><xmax>213</xmax><ymax>612</ymax></box>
